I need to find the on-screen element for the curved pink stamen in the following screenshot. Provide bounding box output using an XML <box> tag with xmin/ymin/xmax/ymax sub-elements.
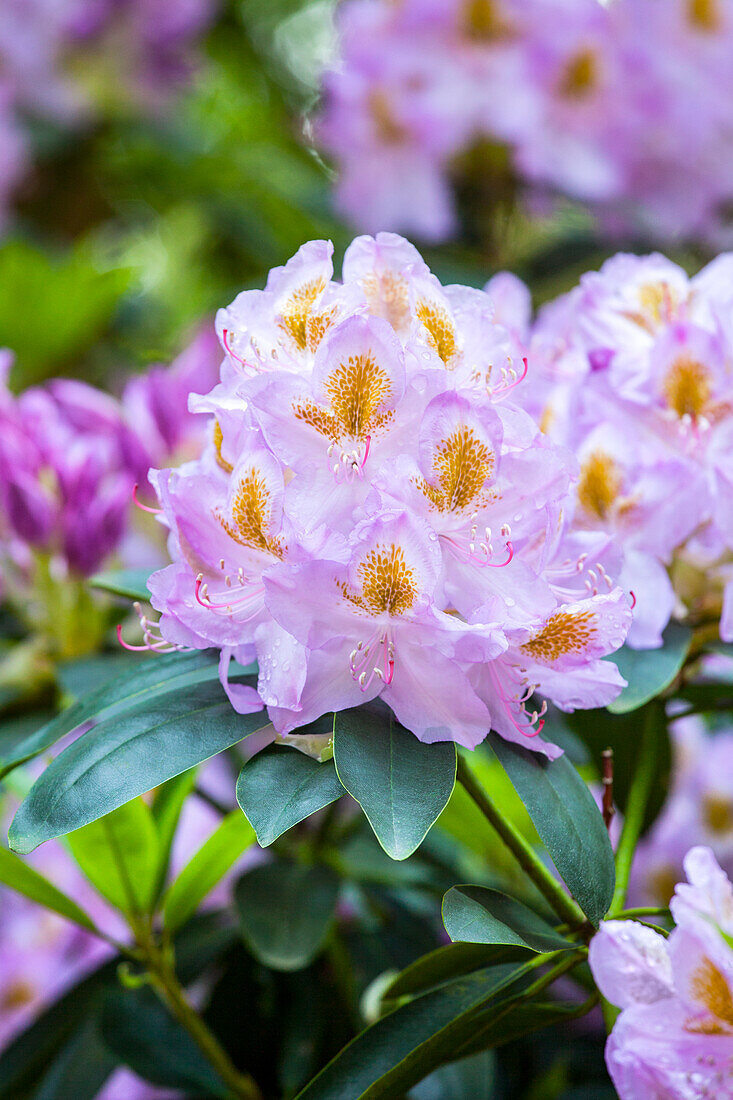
<box><xmin>629</xmin><ymin>590</ymin><xmax>637</xmax><ymax>610</ymax></box>
<box><xmin>195</xmin><ymin>574</ymin><xmax>264</xmax><ymax>616</ymax></box>
<box><xmin>117</xmin><ymin>624</ymin><xmax>155</xmax><ymax>652</ymax></box>
<box><xmin>132</xmin><ymin>483</ymin><xmax>162</xmax><ymax>515</ymax></box>
<box><xmin>222</xmin><ymin>328</ymin><xmax>245</xmax><ymax>365</ymax></box>
<box><xmin>485</xmin><ymin>540</ymin><xmax>514</xmax><ymax>569</ymax></box>
<box><xmin>361</xmin><ymin>435</ymin><xmax>372</xmax><ymax>469</ymax></box>
<box><xmin>491</xmin><ymin>357</ymin><xmax>529</xmax><ymax>399</ymax></box>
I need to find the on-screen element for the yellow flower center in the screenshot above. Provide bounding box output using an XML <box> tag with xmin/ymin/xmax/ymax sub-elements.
<box><xmin>688</xmin><ymin>957</ymin><xmax>733</xmax><ymax>1030</ymax></box>
<box><xmin>663</xmin><ymin>355</ymin><xmax>712</xmax><ymax>419</ymax></box>
<box><xmin>216</xmin><ymin>469</ymin><xmax>284</xmax><ymax>557</ymax></box>
<box><xmin>463</xmin><ymin>0</ymin><xmax>511</xmax><ymax>40</ymax></box>
<box><xmin>294</xmin><ymin>352</ymin><xmax>395</xmax><ymax>445</ymax></box>
<box><xmin>559</xmin><ymin>48</ymin><xmax>598</xmax><ymax>98</ymax></box>
<box><xmin>687</xmin><ymin>0</ymin><xmax>722</xmax><ymax>31</ymax></box>
<box><xmin>368</xmin><ymin>91</ymin><xmax>406</xmax><ymax>144</ymax></box>
<box><xmin>703</xmin><ymin>794</ymin><xmax>733</xmax><ymax>834</ymax></box>
<box><xmin>340</xmin><ymin>544</ymin><xmax>418</xmax><ymax>617</ymax></box>
<box><xmin>361</xmin><ymin>270</ymin><xmax>411</xmax><ymax>333</ymax></box>
<box><xmin>577</xmin><ymin>450</ymin><xmax>622</xmax><ymax>520</ymax></box>
<box><xmin>278</xmin><ymin>278</ymin><xmax>328</xmax><ymax>352</ymax></box>
<box><xmin>416</xmin><ymin>299</ymin><xmax>459</xmax><ymax>366</ymax></box>
<box><xmin>419</xmin><ymin>425</ymin><xmax>494</xmax><ymax>513</ymax></box>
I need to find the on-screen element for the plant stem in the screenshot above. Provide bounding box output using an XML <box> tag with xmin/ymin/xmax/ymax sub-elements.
<box><xmin>457</xmin><ymin>756</ymin><xmax>590</xmax><ymax>936</ymax></box>
<box><xmin>608</xmin><ymin>704</ymin><xmax>660</xmax><ymax>916</ymax></box>
<box><xmin>144</xmin><ymin>938</ymin><xmax>262</xmax><ymax>1100</ymax></box>
<box><xmin>614</xmin><ymin>906</ymin><xmax>670</xmax><ymax>921</ymax></box>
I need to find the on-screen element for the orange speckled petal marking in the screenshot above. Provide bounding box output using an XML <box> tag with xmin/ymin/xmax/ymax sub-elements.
<box><xmin>521</xmin><ymin>609</ymin><xmax>596</xmax><ymax>663</ymax></box>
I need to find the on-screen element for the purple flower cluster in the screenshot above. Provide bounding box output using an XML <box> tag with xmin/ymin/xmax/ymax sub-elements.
<box><xmin>503</xmin><ymin>251</ymin><xmax>733</xmax><ymax>649</ymax></box>
<box><xmin>0</xmin><ymin>329</ymin><xmax>219</xmax><ymax>586</ymax></box>
<box><xmin>590</xmin><ymin>847</ymin><xmax>733</xmax><ymax>1098</ymax></box>
<box><xmin>318</xmin><ymin>0</ymin><xmax>733</xmax><ymax>245</ymax></box>
<box><xmin>631</xmin><ymin>714</ymin><xmax>733</xmax><ymax>907</ymax></box>
<box><xmin>0</xmin><ymin>0</ymin><xmax>217</xmax><ymax>225</ymax></box>
<box><xmin>147</xmin><ymin>234</ymin><xmax>632</xmax><ymax>755</ymax></box>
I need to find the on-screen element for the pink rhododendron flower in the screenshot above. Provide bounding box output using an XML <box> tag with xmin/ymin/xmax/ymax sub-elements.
<box><xmin>146</xmin><ymin>234</ymin><xmax>632</xmax><ymax>756</ymax></box>
<box><xmin>590</xmin><ymin>847</ymin><xmax>733</xmax><ymax>1098</ymax></box>
<box><xmin>317</xmin><ymin>0</ymin><xmax>733</xmax><ymax>247</ymax></box>
<box><xmin>501</xmin><ymin>249</ymin><xmax>733</xmax><ymax>649</ymax></box>
<box><xmin>631</xmin><ymin>716</ymin><xmax>733</xmax><ymax>907</ymax></box>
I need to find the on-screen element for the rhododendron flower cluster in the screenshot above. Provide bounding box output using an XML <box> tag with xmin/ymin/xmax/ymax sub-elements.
<box><xmin>0</xmin><ymin>0</ymin><xmax>217</xmax><ymax>226</ymax></box>
<box><xmin>506</xmin><ymin>251</ymin><xmax>733</xmax><ymax>648</ymax></box>
<box><xmin>631</xmin><ymin>715</ymin><xmax>733</xmax><ymax>907</ymax></box>
<box><xmin>317</xmin><ymin>0</ymin><xmax>733</xmax><ymax>245</ymax></box>
<box><xmin>0</xmin><ymin>330</ymin><xmax>218</xmax><ymax>585</ymax></box>
<box><xmin>590</xmin><ymin>847</ymin><xmax>733</xmax><ymax>1098</ymax></box>
<box><xmin>147</xmin><ymin>234</ymin><xmax>632</xmax><ymax>755</ymax></box>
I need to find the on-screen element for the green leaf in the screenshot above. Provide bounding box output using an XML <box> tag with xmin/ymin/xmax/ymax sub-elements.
<box><xmin>607</xmin><ymin>622</ymin><xmax>691</xmax><ymax>714</ymax></box>
<box><xmin>442</xmin><ymin>886</ymin><xmax>572</xmax><ymax>953</ymax></box>
<box><xmin>0</xmin><ymin>846</ymin><xmax>97</xmax><ymax>931</ymax></box>
<box><xmin>236</xmin><ymin>745</ymin><xmax>345</xmax><ymax>846</ymax></box>
<box><xmin>408</xmin><ymin>1050</ymin><xmax>496</xmax><ymax>1100</ymax></box>
<box><xmin>89</xmin><ymin>569</ymin><xmax>151</xmax><ymax>601</ymax></box>
<box><xmin>488</xmin><ymin>735</ymin><xmax>615</xmax><ymax>926</ymax></box>
<box><xmin>383</xmin><ymin>943</ymin><xmax>528</xmax><ymax>1007</ymax></box>
<box><xmin>0</xmin><ymin>648</ymin><xmax>223</xmax><ymax>779</ymax></box>
<box><xmin>9</xmin><ymin>678</ymin><xmax>265</xmax><ymax>853</ymax></box>
<box><xmin>333</xmin><ymin>710</ymin><xmax>456</xmax><ymax>861</ymax></box>
<box><xmin>100</xmin><ymin>986</ymin><xmax>229</xmax><ymax>1097</ymax></box>
<box><xmin>68</xmin><ymin>799</ymin><xmax>159</xmax><ymax>914</ymax></box>
<box><xmin>164</xmin><ymin>811</ymin><xmax>256</xmax><ymax>934</ymax></box>
<box><xmin>449</xmin><ymin>999</ymin><xmax>589</xmax><ymax>1060</ymax></box>
<box><xmin>151</xmin><ymin>767</ymin><xmax>199</xmax><ymax>900</ymax></box>
<box><xmin>235</xmin><ymin>860</ymin><xmax>339</xmax><ymax>971</ymax></box>
<box><xmin>295</xmin><ymin>962</ymin><xmax>531</xmax><ymax>1100</ymax></box>
<box><xmin>32</xmin><ymin>1015</ymin><xmax>117</xmax><ymax>1100</ymax></box>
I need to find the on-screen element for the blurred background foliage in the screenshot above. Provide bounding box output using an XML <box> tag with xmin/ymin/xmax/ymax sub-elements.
<box><xmin>2</xmin><ymin>0</ymin><xmax>702</xmax><ymax>395</ymax></box>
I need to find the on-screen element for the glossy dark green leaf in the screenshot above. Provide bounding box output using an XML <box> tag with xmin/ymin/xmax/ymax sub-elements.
<box><xmin>295</xmin><ymin>962</ymin><xmax>531</xmax><ymax>1100</ymax></box>
<box><xmin>89</xmin><ymin>569</ymin><xmax>152</xmax><ymax>602</ymax></box>
<box><xmin>0</xmin><ymin>845</ymin><xmax>97</xmax><ymax>931</ymax></box>
<box><xmin>236</xmin><ymin>745</ymin><xmax>345</xmax><ymax>846</ymax></box>
<box><xmin>451</xmin><ymin>999</ymin><xmax>589</xmax><ymax>1060</ymax></box>
<box><xmin>100</xmin><ymin>986</ymin><xmax>229</xmax><ymax>1097</ymax></box>
<box><xmin>164</xmin><ymin>811</ymin><xmax>255</xmax><ymax>933</ymax></box>
<box><xmin>235</xmin><ymin>861</ymin><xmax>339</xmax><ymax>971</ymax></box>
<box><xmin>9</xmin><ymin>678</ymin><xmax>265</xmax><ymax>853</ymax></box>
<box><xmin>0</xmin><ymin>649</ymin><xmax>223</xmax><ymax>779</ymax></box>
<box><xmin>442</xmin><ymin>886</ymin><xmax>573</xmax><ymax>953</ymax></box>
<box><xmin>67</xmin><ymin>799</ymin><xmax>159</xmax><ymax>914</ymax></box>
<box><xmin>408</xmin><ymin>1050</ymin><xmax>496</xmax><ymax>1100</ymax></box>
<box><xmin>33</xmin><ymin>1015</ymin><xmax>117</xmax><ymax>1100</ymax></box>
<box><xmin>333</xmin><ymin>710</ymin><xmax>456</xmax><ymax>861</ymax></box>
<box><xmin>607</xmin><ymin>622</ymin><xmax>691</xmax><ymax>714</ymax></box>
<box><xmin>383</xmin><ymin>943</ymin><xmax>528</xmax><ymax>1007</ymax></box>
<box><xmin>488</xmin><ymin>735</ymin><xmax>615</xmax><ymax>926</ymax></box>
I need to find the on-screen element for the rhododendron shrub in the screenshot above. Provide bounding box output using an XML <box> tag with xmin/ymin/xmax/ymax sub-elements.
<box><xmin>318</xmin><ymin>0</ymin><xmax>733</xmax><ymax>247</ymax></box>
<box><xmin>5</xmin><ymin>240</ymin><xmax>733</xmax><ymax>1100</ymax></box>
